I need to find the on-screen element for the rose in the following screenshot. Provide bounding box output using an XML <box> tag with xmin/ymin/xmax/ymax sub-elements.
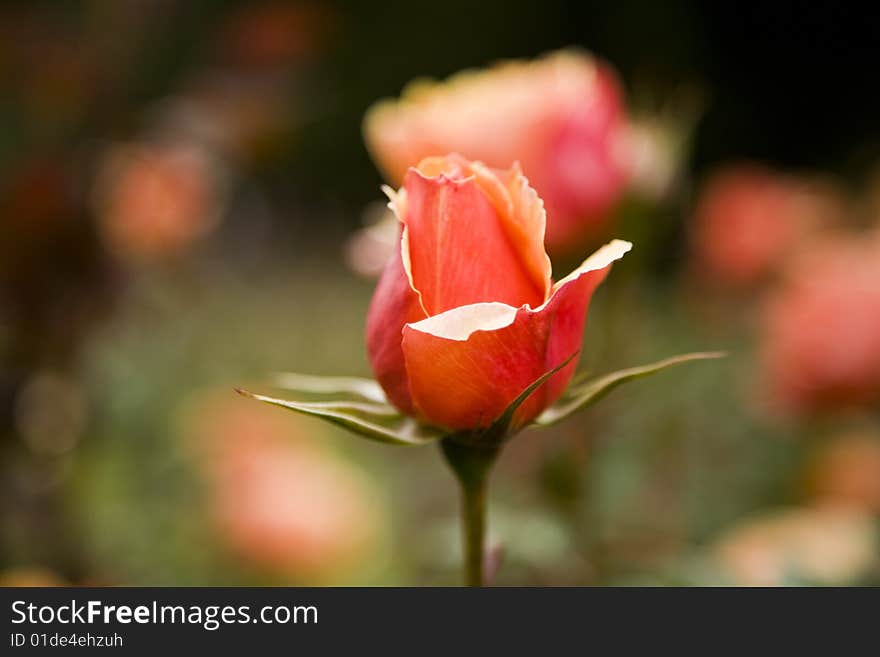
<box><xmin>365</xmin><ymin>153</ymin><xmax>631</xmax><ymax>431</ymax></box>
<box><xmin>690</xmin><ymin>165</ymin><xmax>844</xmax><ymax>288</ymax></box>
<box><xmin>758</xmin><ymin>232</ymin><xmax>880</xmax><ymax>413</ymax></box>
<box><xmin>363</xmin><ymin>50</ymin><xmax>631</xmax><ymax>254</ymax></box>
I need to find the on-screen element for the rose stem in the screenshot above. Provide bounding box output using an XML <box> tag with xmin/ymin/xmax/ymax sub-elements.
<box><xmin>440</xmin><ymin>438</ymin><xmax>500</xmax><ymax>587</ymax></box>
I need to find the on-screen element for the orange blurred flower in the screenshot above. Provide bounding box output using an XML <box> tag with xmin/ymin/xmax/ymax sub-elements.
<box><xmin>366</xmin><ymin>153</ymin><xmax>630</xmax><ymax>431</ymax></box>
<box><xmin>690</xmin><ymin>165</ymin><xmax>844</xmax><ymax>288</ymax></box>
<box><xmin>713</xmin><ymin>507</ymin><xmax>878</xmax><ymax>586</ymax></box>
<box><xmin>364</xmin><ymin>50</ymin><xmax>631</xmax><ymax>254</ymax></box>
<box><xmin>93</xmin><ymin>142</ymin><xmax>222</xmax><ymax>262</ymax></box>
<box><xmin>802</xmin><ymin>430</ymin><xmax>880</xmax><ymax>512</ymax></box>
<box><xmin>758</xmin><ymin>232</ymin><xmax>880</xmax><ymax>413</ymax></box>
<box><xmin>183</xmin><ymin>393</ymin><xmax>385</xmax><ymax>582</ymax></box>
<box><xmin>217</xmin><ymin>1</ymin><xmax>332</xmax><ymax>69</ymax></box>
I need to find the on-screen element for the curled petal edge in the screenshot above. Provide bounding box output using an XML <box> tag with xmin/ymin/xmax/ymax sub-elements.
<box><xmin>406</xmin><ymin>239</ymin><xmax>632</xmax><ymax>341</ymax></box>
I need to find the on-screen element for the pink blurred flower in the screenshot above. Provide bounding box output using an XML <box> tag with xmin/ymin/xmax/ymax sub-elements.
<box><xmin>690</xmin><ymin>165</ymin><xmax>844</xmax><ymax>288</ymax></box>
<box><xmin>364</xmin><ymin>50</ymin><xmax>632</xmax><ymax>254</ymax></box>
<box><xmin>93</xmin><ymin>142</ymin><xmax>222</xmax><ymax>262</ymax></box>
<box><xmin>758</xmin><ymin>233</ymin><xmax>880</xmax><ymax>413</ymax></box>
<box><xmin>713</xmin><ymin>507</ymin><xmax>878</xmax><ymax>586</ymax></box>
<box><xmin>184</xmin><ymin>394</ymin><xmax>385</xmax><ymax>581</ymax></box>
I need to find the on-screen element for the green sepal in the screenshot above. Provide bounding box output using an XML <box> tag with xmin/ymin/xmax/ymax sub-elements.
<box><xmin>534</xmin><ymin>351</ymin><xmax>726</xmax><ymax>427</ymax></box>
<box><xmin>271</xmin><ymin>372</ymin><xmax>387</xmax><ymax>403</ymax></box>
<box><xmin>234</xmin><ymin>388</ymin><xmax>443</xmax><ymax>446</ymax></box>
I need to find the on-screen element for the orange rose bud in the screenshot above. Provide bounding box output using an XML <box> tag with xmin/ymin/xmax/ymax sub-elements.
<box><xmin>366</xmin><ymin>154</ymin><xmax>631</xmax><ymax>431</ymax></box>
<box><xmin>364</xmin><ymin>51</ymin><xmax>631</xmax><ymax>253</ymax></box>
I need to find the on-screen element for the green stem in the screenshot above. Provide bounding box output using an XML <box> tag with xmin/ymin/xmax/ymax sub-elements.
<box><xmin>440</xmin><ymin>439</ymin><xmax>499</xmax><ymax>587</ymax></box>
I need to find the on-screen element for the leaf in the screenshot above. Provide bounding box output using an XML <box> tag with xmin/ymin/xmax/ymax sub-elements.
<box><xmin>477</xmin><ymin>351</ymin><xmax>579</xmax><ymax>444</ymax></box>
<box><xmin>234</xmin><ymin>389</ymin><xmax>443</xmax><ymax>446</ymax></box>
<box><xmin>271</xmin><ymin>373</ymin><xmax>387</xmax><ymax>403</ymax></box>
<box><xmin>534</xmin><ymin>351</ymin><xmax>726</xmax><ymax>427</ymax></box>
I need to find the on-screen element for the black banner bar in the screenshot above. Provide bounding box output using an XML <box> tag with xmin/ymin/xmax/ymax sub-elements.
<box><xmin>1</xmin><ymin>587</ymin><xmax>873</xmax><ymax>653</ymax></box>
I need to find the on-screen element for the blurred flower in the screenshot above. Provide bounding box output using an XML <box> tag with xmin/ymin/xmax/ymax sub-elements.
<box><xmin>152</xmin><ymin>79</ymin><xmax>292</xmax><ymax>165</ymax></box>
<box><xmin>216</xmin><ymin>1</ymin><xmax>333</xmax><ymax>70</ymax></box>
<box><xmin>184</xmin><ymin>393</ymin><xmax>385</xmax><ymax>582</ymax></box>
<box><xmin>93</xmin><ymin>142</ymin><xmax>223</xmax><ymax>262</ymax></box>
<box><xmin>0</xmin><ymin>567</ymin><xmax>66</xmax><ymax>587</ymax></box>
<box><xmin>364</xmin><ymin>50</ymin><xmax>631</xmax><ymax>253</ymax></box>
<box><xmin>366</xmin><ymin>153</ymin><xmax>630</xmax><ymax>430</ymax></box>
<box><xmin>802</xmin><ymin>430</ymin><xmax>880</xmax><ymax>512</ymax></box>
<box><xmin>690</xmin><ymin>165</ymin><xmax>845</xmax><ymax>288</ymax></box>
<box><xmin>344</xmin><ymin>201</ymin><xmax>399</xmax><ymax>277</ymax></box>
<box><xmin>713</xmin><ymin>507</ymin><xmax>878</xmax><ymax>586</ymax></box>
<box><xmin>758</xmin><ymin>232</ymin><xmax>880</xmax><ymax>413</ymax></box>
<box><xmin>626</xmin><ymin>90</ymin><xmax>701</xmax><ymax>203</ymax></box>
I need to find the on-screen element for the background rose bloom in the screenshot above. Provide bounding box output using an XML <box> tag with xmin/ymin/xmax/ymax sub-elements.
<box><xmin>93</xmin><ymin>142</ymin><xmax>222</xmax><ymax>262</ymax></box>
<box><xmin>689</xmin><ymin>165</ymin><xmax>844</xmax><ymax>288</ymax></box>
<box><xmin>713</xmin><ymin>507</ymin><xmax>878</xmax><ymax>586</ymax></box>
<box><xmin>802</xmin><ymin>430</ymin><xmax>880</xmax><ymax>513</ymax></box>
<box><xmin>364</xmin><ymin>51</ymin><xmax>631</xmax><ymax>254</ymax></box>
<box><xmin>758</xmin><ymin>233</ymin><xmax>880</xmax><ymax>413</ymax></box>
<box><xmin>185</xmin><ymin>394</ymin><xmax>385</xmax><ymax>582</ymax></box>
<box><xmin>366</xmin><ymin>153</ymin><xmax>630</xmax><ymax>431</ymax></box>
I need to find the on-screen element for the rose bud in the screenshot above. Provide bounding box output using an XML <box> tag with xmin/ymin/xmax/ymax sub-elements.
<box><xmin>690</xmin><ymin>165</ymin><xmax>845</xmax><ymax>289</ymax></box>
<box><xmin>366</xmin><ymin>154</ymin><xmax>631</xmax><ymax>432</ymax></box>
<box><xmin>364</xmin><ymin>51</ymin><xmax>631</xmax><ymax>254</ymax></box>
<box><xmin>757</xmin><ymin>233</ymin><xmax>880</xmax><ymax>414</ymax></box>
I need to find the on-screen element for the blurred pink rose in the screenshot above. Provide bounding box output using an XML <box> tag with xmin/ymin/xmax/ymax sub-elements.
<box><xmin>758</xmin><ymin>233</ymin><xmax>880</xmax><ymax>413</ymax></box>
<box><xmin>184</xmin><ymin>395</ymin><xmax>384</xmax><ymax>582</ymax></box>
<box><xmin>364</xmin><ymin>50</ymin><xmax>632</xmax><ymax>254</ymax></box>
<box><xmin>690</xmin><ymin>165</ymin><xmax>844</xmax><ymax>288</ymax></box>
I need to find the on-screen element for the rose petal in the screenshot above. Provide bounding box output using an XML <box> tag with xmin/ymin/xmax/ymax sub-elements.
<box><xmin>401</xmin><ymin>239</ymin><xmax>631</xmax><ymax>430</ymax></box>
<box><xmin>399</xmin><ymin>158</ymin><xmax>547</xmax><ymax>316</ymax></box>
<box><xmin>365</xmin><ymin>241</ymin><xmax>425</xmax><ymax>415</ymax></box>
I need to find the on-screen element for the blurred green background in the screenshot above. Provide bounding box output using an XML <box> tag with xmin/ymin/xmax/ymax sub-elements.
<box><xmin>2</xmin><ymin>0</ymin><xmax>879</xmax><ymax>586</ymax></box>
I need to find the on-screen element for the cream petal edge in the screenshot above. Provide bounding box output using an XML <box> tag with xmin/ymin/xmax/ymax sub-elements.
<box><xmin>406</xmin><ymin>239</ymin><xmax>633</xmax><ymax>341</ymax></box>
<box><xmin>407</xmin><ymin>301</ymin><xmax>520</xmax><ymax>341</ymax></box>
<box><xmin>549</xmin><ymin>239</ymin><xmax>632</xmax><ymax>296</ymax></box>
<box><xmin>383</xmin><ymin>184</ymin><xmax>428</xmax><ymax>317</ymax></box>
